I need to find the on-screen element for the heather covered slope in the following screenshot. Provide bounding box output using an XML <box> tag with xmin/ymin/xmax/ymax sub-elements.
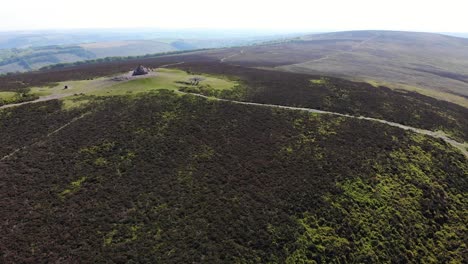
<box><xmin>0</xmin><ymin>52</ymin><xmax>467</xmax><ymax>262</ymax></box>
<box><xmin>206</xmin><ymin>30</ymin><xmax>468</xmax><ymax>106</ymax></box>
<box><xmin>177</xmin><ymin>63</ymin><xmax>468</xmax><ymax>142</ymax></box>
<box><xmin>1</xmin><ymin>91</ymin><xmax>467</xmax><ymax>263</ymax></box>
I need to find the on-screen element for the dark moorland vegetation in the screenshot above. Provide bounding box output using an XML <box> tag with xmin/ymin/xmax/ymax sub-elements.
<box><xmin>0</xmin><ymin>91</ymin><xmax>466</xmax><ymax>263</ymax></box>
<box><xmin>203</xmin><ymin>31</ymin><xmax>468</xmax><ymax>101</ymax></box>
<box><xmin>0</xmin><ymin>55</ymin><xmax>467</xmax><ymax>141</ymax></box>
<box><xmin>178</xmin><ymin>62</ymin><xmax>468</xmax><ymax>142</ymax></box>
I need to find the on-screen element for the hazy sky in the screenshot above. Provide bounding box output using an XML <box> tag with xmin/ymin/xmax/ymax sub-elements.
<box><xmin>1</xmin><ymin>0</ymin><xmax>467</xmax><ymax>32</ymax></box>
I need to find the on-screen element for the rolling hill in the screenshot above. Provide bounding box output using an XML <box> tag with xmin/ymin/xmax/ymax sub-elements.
<box><xmin>0</xmin><ymin>29</ymin><xmax>305</xmax><ymax>74</ymax></box>
<box><xmin>0</xmin><ymin>40</ymin><xmax>208</xmax><ymax>74</ymax></box>
<box><xmin>0</xmin><ymin>33</ymin><xmax>467</xmax><ymax>262</ymax></box>
<box><xmin>205</xmin><ymin>30</ymin><xmax>468</xmax><ymax>106</ymax></box>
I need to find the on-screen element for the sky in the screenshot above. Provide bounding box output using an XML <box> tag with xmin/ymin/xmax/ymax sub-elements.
<box><xmin>1</xmin><ymin>0</ymin><xmax>467</xmax><ymax>32</ymax></box>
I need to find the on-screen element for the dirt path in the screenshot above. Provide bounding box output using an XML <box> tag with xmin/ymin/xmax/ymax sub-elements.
<box><xmin>1</xmin><ymin>71</ymin><xmax>465</xmax><ymax>158</ymax></box>
<box><xmin>305</xmin><ymin>34</ymin><xmax>380</xmax><ymax>64</ymax></box>
<box><xmin>220</xmin><ymin>50</ymin><xmax>244</xmax><ymax>63</ymax></box>
<box><xmin>159</xmin><ymin>62</ymin><xmax>185</xmax><ymax>68</ymax></box>
<box><xmin>0</xmin><ymin>94</ymin><xmax>70</xmax><ymax>110</ymax></box>
<box><xmin>181</xmin><ymin>92</ymin><xmax>468</xmax><ymax>158</ymax></box>
<box><xmin>1</xmin><ymin>112</ymin><xmax>91</xmax><ymax>161</ymax></box>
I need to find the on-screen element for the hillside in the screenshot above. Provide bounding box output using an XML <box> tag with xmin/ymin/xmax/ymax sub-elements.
<box><xmin>1</xmin><ymin>91</ymin><xmax>466</xmax><ymax>263</ymax></box>
<box><xmin>205</xmin><ymin>30</ymin><xmax>468</xmax><ymax>107</ymax></box>
<box><xmin>0</xmin><ymin>52</ymin><xmax>467</xmax><ymax>262</ymax></box>
<box><xmin>0</xmin><ymin>46</ymin><xmax>96</xmax><ymax>73</ymax></box>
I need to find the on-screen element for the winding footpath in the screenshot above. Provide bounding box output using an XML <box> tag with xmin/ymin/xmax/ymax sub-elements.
<box><xmin>0</xmin><ymin>88</ymin><xmax>466</xmax><ymax>159</ymax></box>
<box><xmin>158</xmin><ymin>62</ymin><xmax>185</xmax><ymax>68</ymax></box>
<box><xmin>182</xmin><ymin>92</ymin><xmax>468</xmax><ymax>158</ymax></box>
<box><xmin>0</xmin><ymin>94</ymin><xmax>69</xmax><ymax>110</ymax></box>
<box><xmin>220</xmin><ymin>50</ymin><xmax>244</xmax><ymax>63</ymax></box>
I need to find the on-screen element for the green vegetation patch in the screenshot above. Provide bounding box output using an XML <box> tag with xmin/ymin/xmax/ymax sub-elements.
<box><xmin>0</xmin><ymin>91</ymin><xmax>17</xmax><ymax>101</ymax></box>
<box><xmin>285</xmin><ymin>213</ymin><xmax>351</xmax><ymax>263</ymax></box>
<box><xmin>310</xmin><ymin>78</ymin><xmax>328</xmax><ymax>85</ymax></box>
<box><xmin>92</xmin><ymin>68</ymin><xmax>237</xmax><ymax>97</ymax></box>
<box><xmin>60</xmin><ymin>176</ymin><xmax>87</xmax><ymax>197</ymax></box>
<box><xmin>0</xmin><ymin>89</ymin><xmax>39</xmax><ymax>106</ymax></box>
<box><xmin>362</xmin><ymin>78</ymin><xmax>468</xmax><ymax>108</ymax></box>
<box><xmin>61</xmin><ymin>95</ymin><xmax>94</xmax><ymax>110</ymax></box>
<box><xmin>26</xmin><ymin>68</ymin><xmax>238</xmax><ymax>106</ymax></box>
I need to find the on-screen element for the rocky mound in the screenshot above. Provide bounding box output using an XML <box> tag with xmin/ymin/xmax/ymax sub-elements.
<box><xmin>132</xmin><ymin>65</ymin><xmax>150</xmax><ymax>76</ymax></box>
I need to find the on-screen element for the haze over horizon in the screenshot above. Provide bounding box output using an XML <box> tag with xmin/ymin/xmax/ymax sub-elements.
<box><xmin>1</xmin><ymin>0</ymin><xmax>467</xmax><ymax>33</ymax></box>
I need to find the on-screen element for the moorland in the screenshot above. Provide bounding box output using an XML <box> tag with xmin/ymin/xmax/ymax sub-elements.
<box><xmin>0</xmin><ymin>31</ymin><xmax>467</xmax><ymax>263</ymax></box>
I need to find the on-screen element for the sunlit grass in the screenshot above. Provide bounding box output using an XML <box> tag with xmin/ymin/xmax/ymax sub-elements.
<box><xmin>0</xmin><ymin>91</ymin><xmax>17</xmax><ymax>100</ymax></box>
<box><xmin>29</xmin><ymin>68</ymin><xmax>237</xmax><ymax>98</ymax></box>
<box><xmin>26</xmin><ymin>68</ymin><xmax>237</xmax><ymax>109</ymax></box>
<box><xmin>362</xmin><ymin>79</ymin><xmax>468</xmax><ymax>108</ymax></box>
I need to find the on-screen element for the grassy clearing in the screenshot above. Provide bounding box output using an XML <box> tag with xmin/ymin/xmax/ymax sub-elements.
<box><xmin>30</xmin><ymin>68</ymin><xmax>236</xmax><ymax>97</ymax></box>
<box><xmin>0</xmin><ymin>90</ymin><xmax>39</xmax><ymax>106</ymax></box>
<box><xmin>61</xmin><ymin>96</ymin><xmax>92</xmax><ymax>110</ymax></box>
<box><xmin>310</xmin><ymin>78</ymin><xmax>328</xmax><ymax>85</ymax></box>
<box><xmin>27</xmin><ymin>68</ymin><xmax>237</xmax><ymax>109</ymax></box>
<box><xmin>91</xmin><ymin>69</ymin><xmax>235</xmax><ymax>96</ymax></box>
<box><xmin>29</xmin><ymin>76</ymin><xmax>113</xmax><ymax>97</ymax></box>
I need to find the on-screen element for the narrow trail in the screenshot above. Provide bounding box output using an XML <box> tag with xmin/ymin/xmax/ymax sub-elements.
<box><xmin>0</xmin><ymin>94</ymin><xmax>70</xmax><ymax>110</ymax></box>
<box><xmin>159</xmin><ymin>62</ymin><xmax>185</xmax><ymax>68</ymax></box>
<box><xmin>306</xmin><ymin>34</ymin><xmax>380</xmax><ymax>64</ymax></box>
<box><xmin>1</xmin><ymin>112</ymin><xmax>91</xmax><ymax>161</ymax></box>
<box><xmin>1</xmin><ymin>64</ymin><xmax>465</xmax><ymax>159</ymax></box>
<box><xmin>181</xmin><ymin>92</ymin><xmax>468</xmax><ymax>158</ymax></box>
<box><xmin>220</xmin><ymin>50</ymin><xmax>244</xmax><ymax>63</ymax></box>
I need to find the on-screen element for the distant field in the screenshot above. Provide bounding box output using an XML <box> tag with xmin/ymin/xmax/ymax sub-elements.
<box><xmin>79</xmin><ymin>40</ymin><xmax>177</xmax><ymax>58</ymax></box>
<box><xmin>0</xmin><ymin>46</ymin><xmax>96</xmax><ymax>73</ymax></box>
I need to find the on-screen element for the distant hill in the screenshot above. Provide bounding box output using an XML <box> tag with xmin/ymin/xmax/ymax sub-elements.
<box><xmin>0</xmin><ymin>29</ymin><xmax>304</xmax><ymax>74</ymax></box>
<box><xmin>443</xmin><ymin>32</ymin><xmax>468</xmax><ymax>38</ymax></box>
<box><xmin>206</xmin><ymin>30</ymin><xmax>468</xmax><ymax>106</ymax></box>
<box><xmin>0</xmin><ymin>46</ymin><xmax>96</xmax><ymax>73</ymax></box>
<box><xmin>0</xmin><ymin>38</ymin><xmax>266</xmax><ymax>74</ymax></box>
